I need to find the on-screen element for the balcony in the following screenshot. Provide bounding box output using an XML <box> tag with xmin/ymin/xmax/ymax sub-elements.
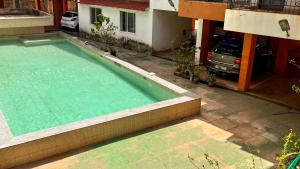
<box><xmin>178</xmin><ymin>0</ymin><xmax>227</xmax><ymax>21</ymax></box>
<box><xmin>228</xmin><ymin>0</ymin><xmax>300</xmax><ymax>14</ymax></box>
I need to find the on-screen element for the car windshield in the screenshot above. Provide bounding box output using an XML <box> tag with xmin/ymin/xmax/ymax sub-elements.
<box><xmin>214</xmin><ymin>44</ymin><xmax>242</xmax><ymax>57</ymax></box>
<box><xmin>63</xmin><ymin>12</ymin><xmax>77</xmax><ymax>17</ymax></box>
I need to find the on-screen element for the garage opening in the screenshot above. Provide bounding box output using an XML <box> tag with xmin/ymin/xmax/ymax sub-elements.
<box><xmin>198</xmin><ymin>20</ymin><xmax>300</xmax><ymax>109</ymax></box>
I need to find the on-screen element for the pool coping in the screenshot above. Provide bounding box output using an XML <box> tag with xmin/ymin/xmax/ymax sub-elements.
<box><xmin>0</xmin><ymin>32</ymin><xmax>199</xmax><ymax>148</ymax></box>
<box><xmin>0</xmin><ymin>32</ymin><xmax>201</xmax><ymax>169</ymax></box>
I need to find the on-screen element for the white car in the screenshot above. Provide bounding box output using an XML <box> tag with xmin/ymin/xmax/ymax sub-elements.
<box><xmin>60</xmin><ymin>11</ymin><xmax>79</xmax><ymax>29</ymax></box>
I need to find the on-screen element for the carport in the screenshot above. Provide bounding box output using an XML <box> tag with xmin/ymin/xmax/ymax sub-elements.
<box><xmin>196</xmin><ymin>19</ymin><xmax>299</xmax><ymax>109</ymax></box>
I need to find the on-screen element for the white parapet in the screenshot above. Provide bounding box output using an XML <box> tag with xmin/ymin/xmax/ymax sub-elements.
<box><xmin>224</xmin><ymin>9</ymin><xmax>300</xmax><ymax>40</ymax></box>
<box><xmin>0</xmin><ymin>9</ymin><xmax>53</xmax><ymax>35</ymax></box>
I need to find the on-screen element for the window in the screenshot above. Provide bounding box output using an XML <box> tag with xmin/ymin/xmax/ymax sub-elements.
<box><xmin>90</xmin><ymin>8</ymin><xmax>102</xmax><ymax>24</ymax></box>
<box><xmin>120</xmin><ymin>11</ymin><xmax>136</xmax><ymax>33</ymax></box>
<box><xmin>63</xmin><ymin>12</ymin><xmax>77</xmax><ymax>18</ymax></box>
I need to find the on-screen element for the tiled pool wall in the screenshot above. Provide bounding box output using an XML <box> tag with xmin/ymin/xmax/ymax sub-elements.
<box><xmin>0</xmin><ymin>32</ymin><xmax>201</xmax><ymax>169</ymax></box>
<box><xmin>70</xmin><ymin>40</ymin><xmax>178</xmax><ymax>101</ymax></box>
<box><xmin>0</xmin><ymin>98</ymin><xmax>200</xmax><ymax>169</ymax></box>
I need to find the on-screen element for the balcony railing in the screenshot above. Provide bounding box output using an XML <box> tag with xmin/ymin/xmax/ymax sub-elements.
<box><xmin>186</xmin><ymin>0</ymin><xmax>300</xmax><ymax>14</ymax></box>
<box><xmin>227</xmin><ymin>0</ymin><xmax>300</xmax><ymax>14</ymax></box>
<box><xmin>187</xmin><ymin>0</ymin><xmax>227</xmax><ymax>2</ymax></box>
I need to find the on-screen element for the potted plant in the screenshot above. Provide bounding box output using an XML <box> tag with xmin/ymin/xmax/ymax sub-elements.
<box><xmin>172</xmin><ymin>40</ymin><xmax>198</xmax><ymax>81</ymax></box>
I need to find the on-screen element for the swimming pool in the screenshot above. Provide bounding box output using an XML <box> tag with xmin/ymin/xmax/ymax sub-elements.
<box><xmin>0</xmin><ymin>39</ymin><xmax>176</xmax><ymax>136</ymax></box>
<box><xmin>0</xmin><ymin>33</ymin><xmax>201</xmax><ymax>169</ymax></box>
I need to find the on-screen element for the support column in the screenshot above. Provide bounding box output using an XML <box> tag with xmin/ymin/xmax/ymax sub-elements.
<box><xmin>53</xmin><ymin>0</ymin><xmax>64</xmax><ymax>29</ymax></box>
<box><xmin>274</xmin><ymin>39</ymin><xmax>289</xmax><ymax>74</ymax></box>
<box><xmin>199</xmin><ymin>20</ymin><xmax>215</xmax><ymax>64</ymax></box>
<box><xmin>35</xmin><ymin>0</ymin><xmax>41</xmax><ymax>10</ymax></box>
<box><xmin>0</xmin><ymin>0</ymin><xmax>4</xmax><ymax>8</ymax></box>
<box><xmin>63</xmin><ymin>0</ymin><xmax>68</xmax><ymax>12</ymax></box>
<box><xmin>238</xmin><ymin>33</ymin><xmax>257</xmax><ymax>91</ymax></box>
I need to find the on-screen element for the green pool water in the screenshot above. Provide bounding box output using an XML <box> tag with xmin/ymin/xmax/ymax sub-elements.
<box><xmin>0</xmin><ymin>39</ymin><xmax>177</xmax><ymax>136</ymax></box>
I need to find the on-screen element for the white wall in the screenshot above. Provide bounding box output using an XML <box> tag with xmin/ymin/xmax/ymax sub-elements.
<box><xmin>150</xmin><ymin>0</ymin><xmax>179</xmax><ymax>12</ymax></box>
<box><xmin>152</xmin><ymin>9</ymin><xmax>192</xmax><ymax>51</ymax></box>
<box><xmin>224</xmin><ymin>9</ymin><xmax>300</xmax><ymax>40</ymax></box>
<box><xmin>78</xmin><ymin>4</ymin><xmax>153</xmax><ymax>46</ymax></box>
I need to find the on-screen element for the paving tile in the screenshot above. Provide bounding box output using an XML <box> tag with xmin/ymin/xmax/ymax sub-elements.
<box><xmin>199</xmin><ymin>111</ymin><xmax>225</xmax><ymax>122</ymax></box>
<box><xmin>227</xmin><ymin>109</ymin><xmax>268</xmax><ymax>124</ymax></box>
<box><xmin>246</xmin><ymin>135</ymin><xmax>270</xmax><ymax>148</ymax></box>
<box><xmin>211</xmin><ymin>118</ymin><xmax>240</xmax><ymax>131</ymax></box>
<box><xmin>228</xmin><ymin>123</ymin><xmax>264</xmax><ymax>140</ymax></box>
<box><xmin>261</xmin><ymin>132</ymin><xmax>280</xmax><ymax>143</ymax></box>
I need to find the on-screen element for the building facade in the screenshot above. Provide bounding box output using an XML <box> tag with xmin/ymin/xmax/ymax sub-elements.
<box><xmin>78</xmin><ymin>0</ymin><xmax>192</xmax><ymax>51</ymax></box>
<box><xmin>179</xmin><ymin>0</ymin><xmax>300</xmax><ymax>91</ymax></box>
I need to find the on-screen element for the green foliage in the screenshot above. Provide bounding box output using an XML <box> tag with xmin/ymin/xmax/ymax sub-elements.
<box><xmin>188</xmin><ymin>153</ymin><xmax>220</xmax><ymax>169</ymax></box>
<box><xmin>277</xmin><ymin>130</ymin><xmax>300</xmax><ymax>169</ymax></box>
<box><xmin>187</xmin><ymin>131</ymin><xmax>300</xmax><ymax>169</ymax></box>
<box><xmin>91</xmin><ymin>14</ymin><xmax>118</xmax><ymax>45</ymax></box>
<box><xmin>207</xmin><ymin>73</ymin><xmax>216</xmax><ymax>86</ymax></box>
<box><xmin>188</xmin><ymin>153</ymin><xmax>261</xmax><ymax>169</ymax></box>
<box><xmin>290</xmin><ymin>59</ymin><xmax>300</xmax><ymax>95</ymax></box>
<box><xmin>172</xmin><ymin>40</ymin><xmax>197</xmax><ymax>81</ymax></box>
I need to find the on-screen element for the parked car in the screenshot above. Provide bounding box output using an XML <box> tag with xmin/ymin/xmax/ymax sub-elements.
<box><xmin>205</xmin><ymin>38</ymin><xmax>273</xmax><ymax>75</ymax></box>
<box><xmin>60</xmin><ymin>11</ymin><xmax>79</xmax><ymax>29</ymax></box>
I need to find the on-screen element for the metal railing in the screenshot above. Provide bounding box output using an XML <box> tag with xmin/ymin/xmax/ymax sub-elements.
<box><xmin>227</xmin><ymin>0</ymin><xmax>300</xmax><ymax>14</ymax></box>
<box><xmin>187</xmin><ymin>0</ymin><xmax>300</xmax><ymax>14</ymax></box>
<box><xmin>188</xmin><ymin>0</ymin><xmax>227</xmax><ymax>2</ymax></box>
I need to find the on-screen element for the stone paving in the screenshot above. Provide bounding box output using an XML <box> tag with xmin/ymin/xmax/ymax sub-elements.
<box><xmin>17</xmin><ymin>118</ymin><xmax>273</xmax><ymax>169</ymax></box>
<box><xmin>15</xmin><ymin>40</ymin><xmax>300</xmax><ymax>169</ymax></box>
<box><xmin>115</xmin><ymin>49</ymin><xmax>300</xmax><ymax>162</ymax></box>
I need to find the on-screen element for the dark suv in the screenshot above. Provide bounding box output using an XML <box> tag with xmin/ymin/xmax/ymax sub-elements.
<box><xmin>205</xmin><ymin>39</ymin><xmax>273</xmax><ymax>75</ymax></box>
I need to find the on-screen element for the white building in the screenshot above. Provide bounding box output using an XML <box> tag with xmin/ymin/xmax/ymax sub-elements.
<box><xmin>78</xmin><ymin>0</ymin><xmax>192</xmax><ymax>51</ymax></box>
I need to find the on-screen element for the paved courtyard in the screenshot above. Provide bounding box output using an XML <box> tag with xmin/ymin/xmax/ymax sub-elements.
<box><xmin>16</xmin><ymin>40</ymin><xmax>300</xmax><ymax>169</ymax></box>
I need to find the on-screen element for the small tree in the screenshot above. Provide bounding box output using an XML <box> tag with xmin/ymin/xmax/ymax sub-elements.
<box><xmin>277</xmin><ymin>130</ymin><xmax>300</xmax><ymax>169</ymax></box>
<box><xmin>91</xmin><ymin>14</ymin><xmax>118</xmax><ymax>51</ymax></box>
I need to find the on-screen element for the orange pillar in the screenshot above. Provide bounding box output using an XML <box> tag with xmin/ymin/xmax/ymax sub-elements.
<box><xmin>274</xmin><ymin>39</ymin><xmax>289</xmax><ymax>74</ymax></box>
<box><xmin>238</xmin><ymin>34</ymin><xmax>257</xmax><ymax>91</ymax></box>
<box><xmin>35</xmin><ymin>0</ymin><xmax>41</xmax><ymax>9</ymax></box>
<box><xmin>53</xmin><ymin>0</ymin><xmax>64</xmax><ymax>29</ymax></box>
<box><xmin>199</xmin><ymin>20</ymin><xmax>215</xmax><ymax>64</ymax></box>
<box><xmin>63</xmin><ymin>0</ymin><xmax>68</xmax><ymax>12</ymax></box>
<box><xmin>0</xmin><ymin>0</ymin><xmax>4</xmax><ymax>8</ymax></box>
